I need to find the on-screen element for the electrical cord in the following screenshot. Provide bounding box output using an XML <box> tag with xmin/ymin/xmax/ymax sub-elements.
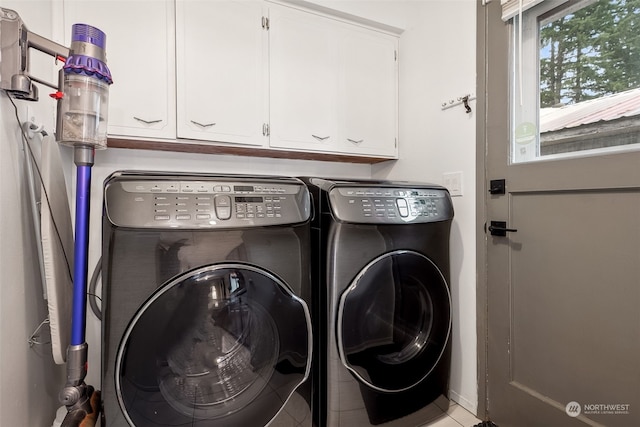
<box><xmin>7</xmin><ymin>93</ymin><xmax>74</xmax><ymax>285</ymax></box>
<box><xmin>88</xmin><ymin>258</ymin><xmax>102</xmax><ymax>320</ymax></box>
<box><xmin>7</xmin><ymin>93</ymin><xmax>105</xmax><ymax>322</ymax></box>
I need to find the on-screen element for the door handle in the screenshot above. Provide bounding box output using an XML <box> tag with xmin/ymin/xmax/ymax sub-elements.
<box><xmin>133</xmin><ymin>117</ymin><xmax>163</xmax><ymax>125</ymax></box>
<box><xmin>488</xmin><ymin>221</ymin><xmax>518</xmax><ymax>237</ymax></box>
<box><xmin>191</xmin><ymin>120</ymin><xmax>216</xmax><ymax>128</ymax></box>
<box><xmin>312</xmin><ymin>134</ymin><xmax>330</xmax><ymax>141</ymax></box>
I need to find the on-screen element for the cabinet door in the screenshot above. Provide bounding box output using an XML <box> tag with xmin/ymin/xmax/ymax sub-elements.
<box><xmin>338</xmin><ymin>27</ymin><xmax>398</xmax><ymax>158</ymax></box>
<box><xmin>63</xmin><ymin>0</ymin><xmax>176</xmax><ymax>140</ymax></box>
<box><xmin>176</xmin><ymin>0</ymin><xmax>267</xmax><ymax>146</ymax></box>
<box><xmin>269</xmin><ymin>6</ymin><xmax>338</xmax><ymax>152</ymax></box>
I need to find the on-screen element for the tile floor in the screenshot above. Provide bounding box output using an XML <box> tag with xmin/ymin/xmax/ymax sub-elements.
<box><xmin>421</xmin><ymin>399</ymin><xmax>483</xmax><ymax>427</ymax></box>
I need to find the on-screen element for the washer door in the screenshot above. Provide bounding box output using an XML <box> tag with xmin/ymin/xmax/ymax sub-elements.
<box><xmin>337</xmin><ymin>250</ymin><xmax>451</xmax><ymax>393</ymax></box>
<box><xmin>115</xmin><ymin>264</ymin><xmax>311</xmax><ymax>426</ymax></box>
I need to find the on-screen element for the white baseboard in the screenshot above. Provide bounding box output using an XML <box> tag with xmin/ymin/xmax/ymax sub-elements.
<box><xmin>449</xmin><ymin>389</ymin><xmax>478</xmax><ymax>416</ymax></box>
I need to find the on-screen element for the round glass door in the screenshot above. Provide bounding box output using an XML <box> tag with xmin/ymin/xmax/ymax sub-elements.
<box><xmin>115</xmin><ymin>263</ymin><xmax>311</xmax><ymax>426</ymax></box>
<box><xmin>337</xmin><ymin>250</ymin><xmax>451</xmax><ymax>393</ymax></box>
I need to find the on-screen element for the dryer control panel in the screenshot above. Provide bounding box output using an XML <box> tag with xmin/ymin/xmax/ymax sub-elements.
<box><xmin>328</xmin><ymin>186</ymin><xmax>453</xmax><ymax>224</ymax></box>
<box><xmin>104</xmin><ymin>173</ymin><xmax>311</xmax><ymax>229</ymax></box>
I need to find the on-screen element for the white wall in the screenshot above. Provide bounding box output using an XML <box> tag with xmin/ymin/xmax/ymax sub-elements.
<box><xmin>373</xmin><ymin>0</ymin><xmax>478</xmax><ymax>414</ymax></box>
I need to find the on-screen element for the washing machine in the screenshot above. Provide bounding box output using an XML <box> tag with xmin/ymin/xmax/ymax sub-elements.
<box><xmin>101</xmin><ymin>171</ymin><xmax>313</xmax><ymax>427</ymax></box>
<box><xmin>303</xmin><ymin>177</ymin><xmax>453</xmax><ymax>427</ymax></box>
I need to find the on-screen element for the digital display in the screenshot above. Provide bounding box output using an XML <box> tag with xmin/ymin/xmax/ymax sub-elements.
<box><xmin>235</xmin><ymin>196</ymin><xmax>264</xmax><ymax>203</ymax></box>
<box><xmin>234</xmin><ymin>185</ymin><xmax>254</xmax><ymax>192</ymax></box>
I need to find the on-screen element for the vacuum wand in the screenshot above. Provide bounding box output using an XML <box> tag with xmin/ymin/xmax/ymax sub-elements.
<box><xmin>58</xmin><ymin>147</ymin><xmax>95</xmax><ymax>417</ymax></box>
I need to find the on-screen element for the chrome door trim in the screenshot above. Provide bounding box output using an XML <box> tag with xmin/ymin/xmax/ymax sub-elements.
<box><xmin>336</xmin><ymin>249</ymin><xmax>451</xmax><ymax>393</ymax></box>
<box><xmin>115</xmin><ymin>262</ymin><xmax>312</xmax><ymax>427</ymax></box>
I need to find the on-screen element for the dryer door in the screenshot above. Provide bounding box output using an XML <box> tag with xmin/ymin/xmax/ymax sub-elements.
<box><xmin>337</xmin><ymin>250</ymin><xmax>451</xmax><ymax>393</ymax></box>
<box><xmin>115</xmin><ymin>263</ymin><xmax>311</xmax><ymax>426</ymax></box>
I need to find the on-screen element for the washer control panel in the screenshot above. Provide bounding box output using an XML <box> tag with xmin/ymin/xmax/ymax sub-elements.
<box><xmin>104</xmin><ymin>175</ymin><xmax>311</xmax><ymax>228</ymax></box>
<box><xmin>328</xmin><ymin>186</ymin><xmax>453</xmax><ymax>224</ymax></box>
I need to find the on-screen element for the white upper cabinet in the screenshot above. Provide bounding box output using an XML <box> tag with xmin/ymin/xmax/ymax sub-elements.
<box><xmin>268</xmin><ymin>5</ymin><xmax>338</xmax><ymax>152</ymax></box>
<box><xmin>63</xmin><ymin>0</ymin><xmax>176</xmax><ymax>140</ymax></box>
<box><xmin>269</xmin><ymin>4</ymin><xmax>398</xmax><ymax>158</ymax></box>
<box><xmin>62</xmin><ymin>0</ymin><xmax>398</xmax><ymax>160</ymax></box>
<box><xmin>337</xmin><ymin>25</ymin><xmax>398</xmax><ymax>157</ymax></box>
<box><xmin>176</xmin><ymin>0</ymin><xmax>267</xmax><ymax>147</ymax></box>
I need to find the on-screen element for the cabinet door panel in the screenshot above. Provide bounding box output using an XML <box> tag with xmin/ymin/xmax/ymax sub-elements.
<box><xmin>63</xmin><ymin>0</ymin><xmax>176</xmax><ymax>139</ymax></box>
<box><xmin>269</xmin><ymin>6</ymin><xmax>338</xmax><ymax>151</ymax></box>
<box><xmin>176</xmin><ymin>0</ymin><xmax>266</xmax><ymax>146</ymax></box>
<box><xmin>338</xmin><ymin>28</ymin><xmax>398</xmax><ymax>157</ymax></box>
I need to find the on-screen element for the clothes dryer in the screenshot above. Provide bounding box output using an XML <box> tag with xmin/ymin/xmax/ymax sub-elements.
<box><xmin>101</xmin><ymin>171</ymin><xmax>313</xmax><ymax>427</ymax></box>
<box><xmin>303</xmin><ymin>178</ymin><xmax>453</xmax><ymax>427</ymax></box>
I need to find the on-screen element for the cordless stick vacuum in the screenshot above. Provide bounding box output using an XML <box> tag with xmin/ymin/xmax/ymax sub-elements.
<box><xmin>1</xmin><ymin>9</ymin><xmax>112</xmax><ymax>426</ymax></box>
<box><xmin>55</xmin><ymin>24</ymin><xmax>113</xmax><ymax>427</ymax></box>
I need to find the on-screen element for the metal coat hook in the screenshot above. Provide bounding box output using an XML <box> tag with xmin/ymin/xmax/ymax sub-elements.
<box><xmin>462</xmin><ymin>95</ymin><xmax>472</xmax><ymax>113</ymax></box>
<box><xmin>441</xmin><ymin>93</ymin><xmax>476</xmax><ymax>113</ymax></box>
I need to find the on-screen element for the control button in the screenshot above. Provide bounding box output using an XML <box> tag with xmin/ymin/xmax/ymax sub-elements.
<box><xmin>154</xmin><ymin>214</ymin><xmax>170</xmax><ymax>221</ymax></box>
<box><xmin>215</xmin><ymin>195</ymin><xmax>232</xmax><ymax>220</ymax></box>
<box><xmin>215</xmin><ymin>195</ymin><xmax>231</xmax><ymax>206</ymax></box>
<box><xmin>222</xmin><ymin>186</ymin><xmax>231</xmax><ymax>192</ymax></box>
<box><xmin>216</xmin><ymin>206</ymin><xmax>231</xmax><ymax>220</ymax></box>
<box><xmin>196</xmin><ymin>214</ymin><xmax>211</xmax><ymax>220</ymax></box>
<box><xmin>176</xmin><ymin>214</ymin><xmax>191</xmax><ymax>220</ymax></box>
<box><xmin>214</xmin><ymin>185</ymin><xmax>223</xmax><ymax>192</ymax></box>
<box><xmin>396</xmin><ymin>198</ymin><xmax>409</xmax><ymax>217</ymax></box>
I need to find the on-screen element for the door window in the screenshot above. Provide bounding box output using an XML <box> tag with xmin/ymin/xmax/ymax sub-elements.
<box><xmin>115</xmin><ymin>264</ymin><xmax>311</xmax><ymax>426</ymax></box>
<box><xmin>512</xmin><ymin>0</ymin><xmax>640</xmax><ymax>162</ymax></box>
<box><xmin>337</xmin><ymin>251</ymin><xmax>451</xmax><ymax>393</ymax></box>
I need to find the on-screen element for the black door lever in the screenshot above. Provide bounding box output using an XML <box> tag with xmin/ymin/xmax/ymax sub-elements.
<box><xmin>488</xmin><ymin>221</ymin><xmax>518</xmax><ymax>237</ymax></box>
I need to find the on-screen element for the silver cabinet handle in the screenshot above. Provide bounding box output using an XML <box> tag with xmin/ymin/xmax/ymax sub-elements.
<box><xmin>191</xmin><ymin>120</ymin><xmax>216</xmax><ymax>128</ymax></box>
<box><xmin>133</xmin><ymin>117</ymin><xmax>163</xmax><ymax>125</ymax></box>
<box><xmin>312</xmin><ymin>134</ymin><xmax>330</xmax><ymax>141</ymax></box>
<box><xmin>347</xmin><ymin>138</ymin><xmax>364</xmax><ymax>144</ymax></box>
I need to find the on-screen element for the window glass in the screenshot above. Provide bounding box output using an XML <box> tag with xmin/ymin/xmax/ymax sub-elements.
<box><xmin>512</xmin><ymin>0</ymin><xmax>640</xmax><ymax>163</ymax></box>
